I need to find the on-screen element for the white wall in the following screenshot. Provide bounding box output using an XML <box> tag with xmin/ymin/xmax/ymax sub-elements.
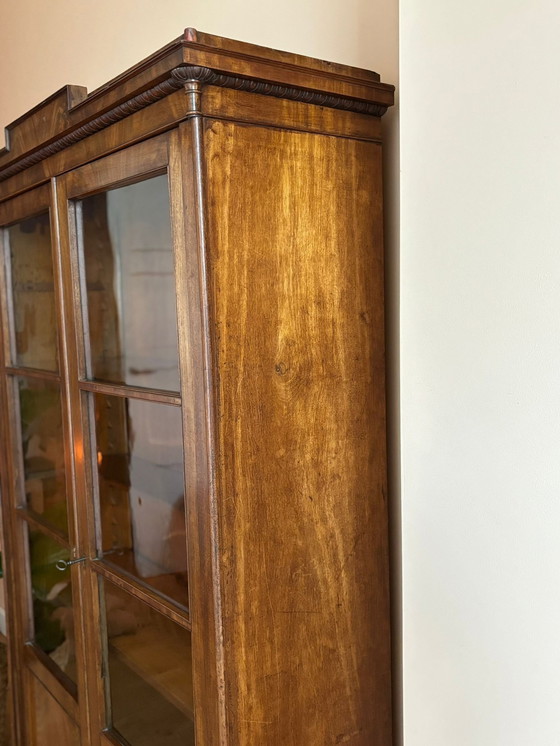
<box><xmin>400</xmin><ymin>1</ymin><xmax>560</xmax><ymax>744</ymax></box>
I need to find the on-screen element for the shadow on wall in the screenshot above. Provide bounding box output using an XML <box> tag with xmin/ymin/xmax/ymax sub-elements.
<box><xmin>382</xmin><ymin>97</ymin><xmax>402</xmax><ymax>746</ymax></box>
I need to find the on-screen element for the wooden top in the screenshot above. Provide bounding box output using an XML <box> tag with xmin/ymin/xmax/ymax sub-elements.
<box><xmin>0</xmin><ymin>28</ymin><xmax>394</xmax><ymax>183</ymax></box>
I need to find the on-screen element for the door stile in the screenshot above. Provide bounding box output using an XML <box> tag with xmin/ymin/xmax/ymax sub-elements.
<box><xmin>170</xmin><ymin>119</ymin><xmax>226</xmax><ymax>746</ymax></box>
<box><xmin>0</xmin><ymin>205</ymin><xmax>68</xmax><ymax>745</ymax></box>
<box><xmin>54</xmin><ymin>133</ymin><xmax>200</xmax><ymax>745</ymax></box>
<box><xmin>0</xmin><ymin>231</ymin><xmax>26</xmax><ymax>743</ymax></box>
<box><xmin>53</xmin><ymin>175</ymin><xmax>106</xmax><ymax>746</ymax></box>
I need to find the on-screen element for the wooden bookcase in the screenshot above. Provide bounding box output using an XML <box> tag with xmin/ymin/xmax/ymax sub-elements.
<box><xmin>0</xmin><ymin>28</ymin><xmax>394</xmax><ymax>746</ymax></box>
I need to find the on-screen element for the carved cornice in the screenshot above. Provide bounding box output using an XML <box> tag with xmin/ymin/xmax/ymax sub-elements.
<box><xmin>173</xmin><ymin>66</ymin><xmax>389</xmax><ymax>117</ymax></box>
<box><xmin>0</xmin><ymin>76</ymin><xmax>182</xmax><ymax>182</ymax></box>
<box><xmin>0</xmin><ymin>65</ymin><xmax>389</xmax><ymax>183</ymax></box>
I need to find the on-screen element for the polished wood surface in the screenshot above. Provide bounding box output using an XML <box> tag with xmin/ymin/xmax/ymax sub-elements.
<box><xmin>25</xmin><ymin>670</ymin><xmax>79</xmax><ymax>746</ymax></box>
<box><xmin>181</xmin><ymin>27</ymin><xmax>383</xmax><ymax>82</ymax></box>
<box><xmin>201</xmin><ymin>84</ymin><xmax>383</xmax><ymax>142</ymax></box>
<box><xmin>203</xmin><ymin>120</ymin><xmax>392</xmax><ymax>745</ymax></box>
<box><xmin>171</xmin><ymin>123</ymin><xmax>227</xmax><ymax>746</ymax></box>
<box><xmin>0</xmin><ymin>29</ymin><xmax>394</xmax><ymax>746</ymax></box>
<box><xmin>0</xmin><ymin>183</ymin><xmax>74</xmax><ymax>746</ymax></box>
<box><xmin>0</xmin><ymin>89</ymin><xmax>188</xmax><ymax>199</ymax></box>
<box><xmin>1</xmin><ymin>85</ymin><xmax>88</xmax><ymax>163</ymax></box>
<box><xmin>0</xmin><ymin>27</ymin><xmax>393</xmax><ymax>175</ymax></box>
<box><xmin>0</xmin><ymin>632</ymin><xmax>13</xmax><ymax>746</ymax></box>
<box><xmin>23</xmin><ymin>644</ymin><xmax>78</xmax><ymax>721</ymax></box>
<box><xmin>56</xmin><ymin>136</ymin><xmax>196</xmax><ymax>745</ymax></box>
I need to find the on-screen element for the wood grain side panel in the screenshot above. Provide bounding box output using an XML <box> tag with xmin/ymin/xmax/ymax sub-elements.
<box><xmin>203</xmin><ymin>121</ymin><xmax>392</xmax><ymax>745</ymax></box>
<box><xmin>25</xmin><ymin>669</ymin><xmax>80</xmax><ymax>746</ymax></box>
<box><xmin>200</xmin><ymin>86</ymin><xmax>382</xmax><ymax>142</ymax></box>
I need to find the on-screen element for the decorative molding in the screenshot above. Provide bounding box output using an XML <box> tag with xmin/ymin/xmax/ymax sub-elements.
<box><xmin>0</xmin><ymin>76</ymin><xmax>182</xmax><ymax>182</ymax></box>
<box><xmin>173</xmin><ymin>66</ymin><xmax>389</xmax><ymax>117</ymax></box>
<box><xmin>0</xmin><ymin>65</ymin><xmax>388</xmax><ymax>182</ymax></box>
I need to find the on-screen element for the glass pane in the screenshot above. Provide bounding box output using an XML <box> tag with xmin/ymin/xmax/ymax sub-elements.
<box><xmin>8</xmin><ymin>213</ymin><xmax>58</xmax><ymax>371</ymax></box>
<box><xmin>94</xmin><ymin>394</ymin><xmax>188</xmax><ymax>606</ymax></box>
<box><xmin>28</xmin><ymin>530</ymin><xmax>76</xmax><ymax>683</ymax></box>
<box><xmin>101</xmin><ymin>580</ymin><xmax>194</xmax><ymax>746</ymax></box>
<box><xmin>18</xmin><ymin>378</ymin><xmax>68</xmax><ymax>535</ymax></box>
<box><xmin>79</xmin><ymin>175</ymin><xmax>180</xmax><ymax>391</ymax></box>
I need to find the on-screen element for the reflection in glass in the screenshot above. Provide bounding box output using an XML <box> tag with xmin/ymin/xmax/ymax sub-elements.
<box><xmin>28</xmin><ymin>530</ymin><xmax>76</xmax><ymax>683</ymax></box>
<box><xmin>101</xmin><ymin>580</ymin><xmax>194</xmax><ymax>746</ymax></box>
<box><xmin>94</xmin><ymin>394</ymin><xmax>188</xmax><ymax>606</ymax></box>
<box><xmin>18</xmin><ymin>378</ymin><xmax>68</xmax><ymax>534</ymax></box>
<box><xmin>79</xmin><ymin>175</ymin><xmax>180</xmax><ymax>391</ymax></box>
<box><xmin>8</xmin><ymin>213</ymin><xmax>58</xmax><ymax>371</ymax></box>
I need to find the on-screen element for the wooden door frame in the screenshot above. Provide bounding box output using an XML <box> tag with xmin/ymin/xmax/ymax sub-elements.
<box><xmin>0</xmin><ymin>183</ymin><xmax>82</xmax><ymax>743</ymax></box>
<box><xmin>54</xmin><ymin>130</ymin><xmax>221</xmax><ymax>746</ymax></box>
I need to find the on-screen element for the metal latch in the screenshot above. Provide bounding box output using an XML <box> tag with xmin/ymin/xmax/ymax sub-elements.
<box><xmin>55</xmin><ymin>556</ymin><xmax>88</xmax><ymax>572</ymax></box>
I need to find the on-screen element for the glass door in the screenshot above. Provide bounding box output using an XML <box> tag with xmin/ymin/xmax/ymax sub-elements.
<box><xmin>56</xmin><ymin>134</ymin><xmax>194</xmax><ymax>746</ymax></box>
<box><xmin>0</xmin><ymin>183</ymin><xmax>82</xmax><ymax>745</ymax></box>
